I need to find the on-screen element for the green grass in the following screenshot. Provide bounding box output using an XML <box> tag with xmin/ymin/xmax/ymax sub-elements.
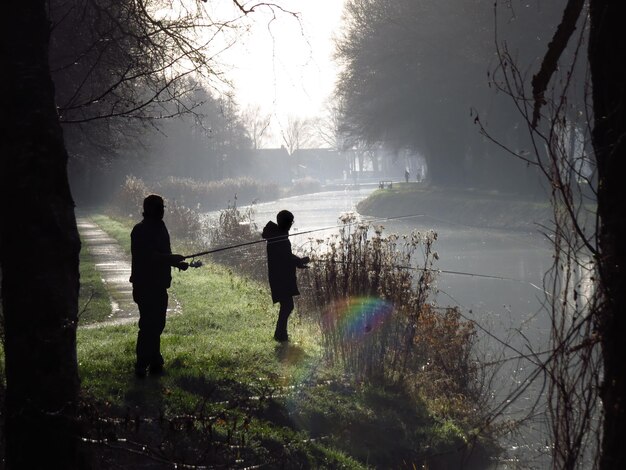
<box><xmin>79</xmin><ymin>264</ymin><xmax>309</xmax><ymax>402</ymax></box>
<box><xmin>73</xmin><ymin>213</ymin><xmax>494</xmax><ymax>468</ymax></box>
<box><xmin>77</xmin><ymin>257</ymin><xmax>369</xmax><ymax>467</ymax></box>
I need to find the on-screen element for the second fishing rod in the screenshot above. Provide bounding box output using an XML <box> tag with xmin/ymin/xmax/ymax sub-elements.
<box><xmin>183</xmin><ymin>212</ymin><xmax>428</xmax><ymax>259</ymax></box>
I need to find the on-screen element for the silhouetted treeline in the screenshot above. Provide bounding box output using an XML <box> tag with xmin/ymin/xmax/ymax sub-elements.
<box><xmin>335</xmin><ymin>0</ymin><xmax>585</xmax><ymax>195</ymax></box>
<box><xmin>48</xmin><ymin>0</ymin><xmax>255</xmax><ymax>205</ymax></box>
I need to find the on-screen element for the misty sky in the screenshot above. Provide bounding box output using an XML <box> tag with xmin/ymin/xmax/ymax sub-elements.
<box><xmin>219</xmin><ymin>1</ymin><xmax>346</xmax><ymax>147</ymax></box>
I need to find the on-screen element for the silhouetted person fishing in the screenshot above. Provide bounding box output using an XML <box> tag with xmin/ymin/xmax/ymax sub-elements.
<box><xmin>130</xmin><ymin>195</ymin><xmax>189</xmax><ymax>377</ymax></box>
<box><xmin>262</xmin><ymin>210</ymin><xmax>309</xmax><ymax>342</ymax></box>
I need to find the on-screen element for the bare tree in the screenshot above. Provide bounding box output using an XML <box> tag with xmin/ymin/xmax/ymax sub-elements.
<box><xmin>313</xmin><ymin>101</ymin><xmax>350</xmax><ymax>151</ymax></box>
<box><xmin>50</xmin><ymin>0</ymin><xmax>244</xmax><ymax>124</ymax></box>
<box><xmin>51</xmin><ymin>0</ymin><xmax>301</xmax><ymax>125</ymax></box>
<box><xmin>51</xmin><ymin>0</ymin><xmax>300</xmax><ymax>200</ymax></box>
<box><xmin>280</xmin><ymin>115</ymin><xmax>314</xmax><ymax>155</ymax></box>
<box><xmin>242</xmin><ymin>104</ymin><xmax>272</xmax><ymax>149</ymax></box>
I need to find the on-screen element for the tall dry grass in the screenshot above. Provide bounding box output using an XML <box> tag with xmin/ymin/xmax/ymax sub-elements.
<box><xmin>297</xmin><ymin>213</ymin><xmax>480</xmax><ymax>416</ymax></box>
<box><xmin>203</xmin><ymin>198</ymin><xmax>266</xmax><ymax>281</ymax></box>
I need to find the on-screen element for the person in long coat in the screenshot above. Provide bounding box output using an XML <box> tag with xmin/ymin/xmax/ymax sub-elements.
<box><xmin>130</xmin><ymin>195</ymin><xmax>188</xmax><ymax>377</ymax></box>
<box><xmin>261</xmin><ymin>210</ymin><xmax>309</xmax><ymax>342</ymax></box>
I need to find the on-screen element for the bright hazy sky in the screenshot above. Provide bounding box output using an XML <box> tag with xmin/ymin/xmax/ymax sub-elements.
<box><xmin>218</xmin><ymin>1</ymin><xmax>347</xmax><ymax>147</ymax></box>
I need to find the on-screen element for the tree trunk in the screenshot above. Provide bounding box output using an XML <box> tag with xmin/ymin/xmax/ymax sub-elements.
<box><xmin>588</xmin><ymin>2</ymin><xmax>626</xmax><ymax>469</ymax></box>
<box><xmin>1</xmin><ymin>2</ymin><xmax>82</xmax><ymax>468</ymax></box>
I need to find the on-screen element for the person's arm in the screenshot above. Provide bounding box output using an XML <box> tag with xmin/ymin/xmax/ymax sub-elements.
<box><xmin>132</xmin><ymin>224</ymin><xmax>188</xmax><ymax>271</ymax></box>
<box><xmin>155</xmin><ymin>253</ymin><xmax>188</xmax><ymax>270</ymax></box>
<box><xmin>292</xmin><ymin>254</ymin><xmax>310</xmax><ymax>268</ymax></box>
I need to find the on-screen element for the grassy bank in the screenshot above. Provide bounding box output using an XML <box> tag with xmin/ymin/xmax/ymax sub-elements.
<box><xmin>74</xmin><ymin>214</ymin><xmax>496</xmax><ymax>469</ymax></box>
<box><xmin>357</xmin><ymin>183</ymin><xmax>554</xmax><ymax>231</ymax></box>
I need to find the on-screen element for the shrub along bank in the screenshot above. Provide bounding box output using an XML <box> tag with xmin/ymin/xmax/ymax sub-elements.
<box><xmin>72</xmin><ymin>214</ymin><xmax>499</xmax><ymax>469</ymax></box>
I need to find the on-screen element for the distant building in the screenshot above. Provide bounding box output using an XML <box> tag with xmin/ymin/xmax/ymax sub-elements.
<box><xmin>291</xmin><ymin>148</ymin><xmax>347</xmax><ymax>183</ymax></box>
<box><xmin>248</xmin><ymin>147</ymin><xmax>293</xmax><ymax>184</ymax></box>
<box><xmin>247</xmin><ymin>147</ymin><xmax>351</xmax><ymax>185</ymax></box>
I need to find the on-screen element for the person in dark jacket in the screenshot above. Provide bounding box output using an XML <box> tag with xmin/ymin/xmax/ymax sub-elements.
<box><xmin>261</xmin><ymin>210</ymin><xmax>309</xmax><ymax>342</ymax></box>
<box><xmin>130</xmin><ymin>194</ymin><xmax>188</xmax><ymax>377</ymax></box>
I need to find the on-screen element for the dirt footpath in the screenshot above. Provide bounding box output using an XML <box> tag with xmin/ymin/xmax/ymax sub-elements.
<box><xmin>77</xmin><ymin>217</ymin><xmax>138</xmax><ymax>327</ymax></box>
<box><xmin>77</xmin><ymin>217</ymin><xmax>181</xmax><ymax>328</ymax></box>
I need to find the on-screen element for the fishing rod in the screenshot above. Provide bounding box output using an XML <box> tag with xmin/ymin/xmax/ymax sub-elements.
<box><xmin>183</xmin><ymin>212</ymin><xmax>427</xmax><ymax>260</ymax></box>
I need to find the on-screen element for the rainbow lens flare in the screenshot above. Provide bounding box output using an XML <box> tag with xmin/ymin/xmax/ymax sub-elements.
<box><xmin>321</xmin><ymin>296</ymin><xmax>394</xmax><ymax>339</ymax></box>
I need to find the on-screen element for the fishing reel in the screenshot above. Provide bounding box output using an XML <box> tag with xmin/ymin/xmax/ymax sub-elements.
<box><xmin>189</xmin><ymin>260</ymin><xmax>203</xmax><ymax>268</ymax></box>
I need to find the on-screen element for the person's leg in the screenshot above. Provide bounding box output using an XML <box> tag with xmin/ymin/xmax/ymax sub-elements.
<box><xmin>274</xmin><ymin>296</ymin><xmax>294</xmax><ymax>342</ymax></box>
<box><xmin>134</xmin><ymin>287</ymin><xmax>168</xmax><ymax>376</ymax></box>
<box><xmin>134</xmin><ymin>286</ymin><xmax>151</xmax><ymax>375</ymax></box>
<box><xmin>148</xmin><ymin>289</ymin><xmax>168</xmax><ymax>373</ymax></box>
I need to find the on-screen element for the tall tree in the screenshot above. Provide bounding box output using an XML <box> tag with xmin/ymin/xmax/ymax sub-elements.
<box><xmin>335</xmin><ymin>0</ymin><xmax>566</xmax><ymax>193</ymax></box>
<box><xmin>588</xmin><ymin>3</ymin><xmax>626</xmax><ymax>468</ymax></box>
<box><xmin>1</xmin><ymin>2</ymin><xmax>81</xmax><ymax>467</ymax></box>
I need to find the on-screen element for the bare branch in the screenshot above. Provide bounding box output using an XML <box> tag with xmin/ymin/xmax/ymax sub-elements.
<box><xmin>531</xmin><ymin>0</ymin><xmax>585</xmax><ymax>128</ymax></box>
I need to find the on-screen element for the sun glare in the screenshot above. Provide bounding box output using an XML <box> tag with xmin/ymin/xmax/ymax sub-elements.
<box><xmin>218</xmin><ymin>1</ymin><xmax>346</xmax><ymax>146</ymax></box>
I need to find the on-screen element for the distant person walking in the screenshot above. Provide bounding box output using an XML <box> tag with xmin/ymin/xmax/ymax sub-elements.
<box><xmin>130</xmin><ymin>195</ymin><xmax>188</xmax><ymax>377</ymax></box>
<box><xmin>405</xmin><ymin>168</ymin><xmax>410</xmax><ymax>183</ymax></box>
<box><xmin>262</xmin><ymin>210</ymin><xmax>309</xmax><ymax>342</ymax></box>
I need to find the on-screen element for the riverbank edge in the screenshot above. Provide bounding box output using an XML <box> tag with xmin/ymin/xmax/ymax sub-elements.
<box><xmin>357</xmin><ymin>185</ymin><xmax>554</xmax><ymax>231</ymax></box>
